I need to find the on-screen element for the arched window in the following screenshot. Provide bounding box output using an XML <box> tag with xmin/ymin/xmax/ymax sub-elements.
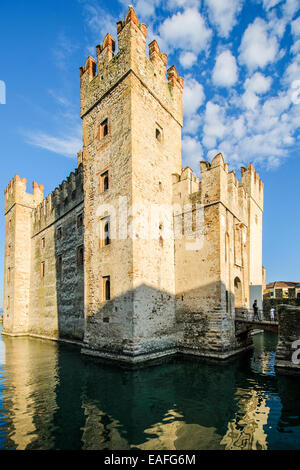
<box><xmin>100</xmin><ymin>170</ymin><xmax>109</xmax><ymax>193</ymax></box>
<box><xmin>103</xmin><ymin>121</ymin><xmax>108</xmax><ymax>137</ymax></box>
<box><xmin>103</xmin><ymin>276</ymin><xmax>111</xmax><ymax>301</ymax></box>
<box><xmin>103</xmin><ymin>173</ymin><xmax>109</xmax><ymax>191</ymax></box>
<box><xmin>100</xmin><ymin>119</ymin><xmax>109</xmax><ymax>139</ymax></box>
<box><xmin>77</xmin><ymin>245</ymin><xmax>84</xmax><ymax>267</ymax></box>
<box><xmin>104</xmin><ymin>220</ymin><xmax>110</xmax><ymax>246</ymax></box>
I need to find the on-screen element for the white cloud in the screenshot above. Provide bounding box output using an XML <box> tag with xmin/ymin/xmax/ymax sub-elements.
<box><xmin>239</xmin><ymin>18</ymin><xmax>279</xmax><ymax>70</ymax></box>
<box><xmin>291</xmin><ymin>39</ymin><xmax>300</xmax><ymax>55</ymax></box>
<box><xmin>167</xmin><ymin>0</ymin><xmax>201</xmax><ymax>8</ymax></box>
<box><xmin>212</xmin><ymin>50</ymin><xmax>238</xmax><ymax>87</ymax></box>
<box><xmin>245</xmin><ymin>72</ymin><xmax>272</xmax><ymax>93</ymax></box>
<box><xmin>291</xmin><ymin>16</ymin><xmax>300</xmax><ymax>37</ymax></box>
<box><xmin>25</xmin><ymin>129</ymin><xmax>82</xmax><ymax>158</ymax></box>
<box><xmin>119</xmin><ymin>0</ymin><xmax>162</xmax><ymax>19</ymax></box>
<box><xmin>283</xmin><ymin>0</ymin><xmax>299</xmax><ymax>19</ymax></box>
<box><xmin>242</xmin><ymin>73</ymin><xmax>273</xmax><ymax>111</ymax></box>
<box><xmin>81</xmin><ymin>2</ymin><xmax>118</xmax><ymax>56</ymax></box>
<box><xmin>203</xmin><ymin>101</ymin><xmax>226</xmax><ymax>148</ymax></box>
<box><xmin>232</xmin><ymin>116</ymin><xmax>246</xmax><ymax>139</ymax></box>
<box><xmin>261</xmin><ymin>0</ymin><xmax>282</xmax><ymax>10</ymax></box>
<box><xmin>183</xmin><ymin>76</ymin><xmax>205</xmax><ymax>134</ymax></box>
<box><xmin>284</xmin><ymin>53</ymin><xmax>300</xmax><ymax>85</ymax></box>
<box><xmin>204</xmin><ymin>0</ymin><xmax>243</xmax><ymax>38</ymax></box>
<box><xmin>183</xmin><ymin>76</ymin><xmax>205</xmax><ymax>116</ymax></box>
<box><xmin>159</xmin><ymin>8</ymin><xmax>212</xmax><ymax>54</ymax></box>
<box><xmin>53</xmin><ymin>33</ymin><xmax>78</xmax><ymax>70</ymax></box>
<box><xmin>180</xmin><ymin>51</ymin><xmax>197</xmax><ymax>68</ymax></box>
<box><xmin>182</xmin><ymin>136</ymin><xmax>203</xmax><ymax>171</ymax></box>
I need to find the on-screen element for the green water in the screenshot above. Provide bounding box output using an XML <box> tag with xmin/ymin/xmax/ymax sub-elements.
<box><xmin>0</xmin><ymin>327</ymin><xmax>300</xmax><ymax>450</ymax></box>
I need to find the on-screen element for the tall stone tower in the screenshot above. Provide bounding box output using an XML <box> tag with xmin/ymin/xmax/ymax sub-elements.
<box><xmin>80</xmin><ymin>7</ymin><xmax>183</xmax><ymax>362</ymax></box>
<box><xmin>3</xmin><ymin>176</ymin><xmax>44</xmax><ymax>335</ymax></box>
<box><xmin>241</xmin><ymin>164</ymin><xmax>264</xmax><ymax>309</ymax></box>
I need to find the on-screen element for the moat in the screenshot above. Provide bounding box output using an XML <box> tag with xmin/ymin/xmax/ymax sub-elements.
<box><xmin>0</xmin><ymin>326</ymin><xmax>300</xmax><ymax>450</ymax></box>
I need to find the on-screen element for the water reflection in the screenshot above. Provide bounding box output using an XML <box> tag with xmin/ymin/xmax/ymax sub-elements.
<box><xmin>0</xmin><ymin>327</ymin><xmax>300</xmax><ymax>450</ymax></box>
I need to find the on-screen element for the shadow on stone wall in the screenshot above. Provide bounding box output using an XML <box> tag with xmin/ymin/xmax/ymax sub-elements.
<box><xmin>81</xmin><ymin>280</ymin><xmax>252</xmax><ymax>362</ymax></box>
<box><xmin>53</xmin><ymin>164</ymin><xmax>85</xmax><ymax>343</ymax></box>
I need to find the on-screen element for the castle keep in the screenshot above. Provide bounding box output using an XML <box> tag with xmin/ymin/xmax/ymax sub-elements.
<box><xmin>2</xmin><ymin>7</ymin><xmax>264</xmax><ymax>363</ymax></box>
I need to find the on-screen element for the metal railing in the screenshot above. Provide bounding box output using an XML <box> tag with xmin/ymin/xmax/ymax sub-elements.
<box><xmin>235</xmin><ymin>308</ymin><xmax>278</xmax><ymax>323</ymax></box>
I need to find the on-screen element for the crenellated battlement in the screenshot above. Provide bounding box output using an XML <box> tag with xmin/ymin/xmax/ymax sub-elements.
<box><xmin>241</xmin><ymin>163</ymin><xmax>264</xmax><ymax>210</ymax></box>
<box><xmin>198</xmin><ymin>153</ymin><xmax>250</xmax><ymax>223</ymax></box>
<box><xmin>4</xmin><ymin>174</ymin><xmax>44</xmax><ymax>214</ymax></box>
<box><xmin>172</xmin><ymin>167</ymin><xmax>200</xmax><ymax>205</ymax></box>
<box><xmin>80</xmin><ymin>6</ymin><xmax>183</xmax><ymax>125</ymax></box>
<box><xmin>32</xmin><ymin>164</ymin><xmax>84</xmax><ymax>233</ymax></box>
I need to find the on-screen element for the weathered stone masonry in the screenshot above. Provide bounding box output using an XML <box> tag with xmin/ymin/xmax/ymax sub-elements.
<box><xmin>2</xmin><ymin>7</ymin><xmax>264</xmax><ymax>364</ymax></box>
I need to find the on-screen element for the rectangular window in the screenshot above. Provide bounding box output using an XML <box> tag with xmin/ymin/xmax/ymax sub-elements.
<box><xmin>8</xmin><ymin>220</ymin><xmax>11</xmax><ymax>229</ymax></box>
<box><xmin>100</xmin><ymin>217</ymin><xmax>111</xmax><ymax>247</ymax></box>
<box><xmin>7</xmin><ymin>296</ymin><xmax>10</xmax><ymax>311</ymax></box>
<box><xmin>41</xmin><ymin>237</ymin><xmax>45</xmax><ymax>249</ymax></box>
<box><xmin>41</xmin><ymin>262</ymin><xmax>45</xmax><ymax>278</ymax></box>
<box><xmin>103</xmin><ymin>276</ymin><xmax>111</xmax><ymax>301</ymax></box>
<box><xmin>155</xmin><ymin>124</ymin><xmax>163</xmax><ymax>143</ymax></box>
<box><xmin>8</xmin><ymin>245</ymin><xmax>11</xmax><ymax>256</ymax></box>
<box><xmin>77</xmin><ymin>245</ymin><xmax>84</xmax><ymax>267</ymax></box>
<box><xmin>288</xmin><ymin>288</ymin><xmax>296</xmax><ymax>298</ymax></box>
<box><xmin>57</xmin><ymin>227</ymin><xmax>62</xmax><ymax>240</ymax></box>
<box><xmin>77</xmin><ymin>213</ymin><xmax>83</xmax><ymax>228</ymax></box>
<box><xmin>100</xmin><ymin>171</ymin><xmax>109</xmax><ymax>193</ymax></box>
<box><xmin>226</xmin><ymin>291</ymin><xmax>229</xmax><ymax>313</ymax></box>
<box><xmin>7</xmin><ymin>267</ymin><xmax>10</xmax><ymax>284</ymax></box>
<box><xmin>56</xmin><ymin>255</ymin><xmax>62</xmax><ymax>276</ymax></box>
<box><xmin>99</xmin><ymin>118</ymin><xmax>109</xmax><ymax>139</ymax></box>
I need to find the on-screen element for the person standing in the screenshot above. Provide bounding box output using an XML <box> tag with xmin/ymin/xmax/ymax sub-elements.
<box><xmin>270</xmin><ymin>307</ymin><xmax>275</xmax><ymax>322</ymax></box>
<box><xmin>253</xmin><ymin>300</ymin><xmax>261</xmax><ymax>321</ymax></box>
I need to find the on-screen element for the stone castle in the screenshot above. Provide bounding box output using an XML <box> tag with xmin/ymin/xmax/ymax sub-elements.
<box><xmin>2</xmin><ymin>7</ymin><xmax>264</xmax><ymax>363</ymax></box>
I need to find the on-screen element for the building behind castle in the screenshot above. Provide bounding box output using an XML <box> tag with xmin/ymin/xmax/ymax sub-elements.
<box><xmin>2</xmin><ymin>7</ymin><xmax>264</xmax><ymax>363</ymax></box>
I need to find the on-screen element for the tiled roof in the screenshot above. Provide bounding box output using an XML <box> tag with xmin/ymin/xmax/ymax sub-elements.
<box><xmin>266</xmin><ymin>281</ymin><xmax>300</xmax><ymax>289</ymax></box>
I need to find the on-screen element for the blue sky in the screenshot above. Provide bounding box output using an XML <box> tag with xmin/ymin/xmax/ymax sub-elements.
<box><xmin>0</xmin><ymin>0</ymin><xmax>299</xmax><ymax>306</ymax></box>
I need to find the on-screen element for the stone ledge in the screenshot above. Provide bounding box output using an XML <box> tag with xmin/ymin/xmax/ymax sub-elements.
<box><xmin>275</xmin><ymin>359</ymin><xmax>300</xmax><ymax>374</ymax></box>
<box><xmin>1</xmin><ymin>330</ymin><xmax>84</xmax><ymax>348</ymax></box>
<box><xmin>81</xmin><ymin>346</ymin><xmax>177</xmax><ymax>364</ymax></box>
<box><xmin>178</xmin><ymin>344</ymin><xmax>253</xmax><ymax>360</ymax></box>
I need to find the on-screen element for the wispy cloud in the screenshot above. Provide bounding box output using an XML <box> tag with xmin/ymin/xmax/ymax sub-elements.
<box><xmin>24</xmin><ymin>127</ymin><xmax>82</xmax><ymax>158</ymax></box>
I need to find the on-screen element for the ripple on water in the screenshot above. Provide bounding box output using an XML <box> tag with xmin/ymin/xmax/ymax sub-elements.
<box><xmin>0</xmin><ymin>329</ymin><xmax>300</xmax><ymax>450</ymax></box>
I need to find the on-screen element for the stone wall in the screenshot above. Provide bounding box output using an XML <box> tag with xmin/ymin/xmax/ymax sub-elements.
<box><xmin>3</xmin><ymin>167</ymin><xmax>85</xmax><ymax>343</ymax></box>
<box><xmin>81</xmin><ymin>6</ymin><xmax>183</xmax><ymax>362</ymax></box>
<box><xmin>263</xmin><ymin>297</ymin><xmax>300</xmax><ymax>314</ymax></box>
<box><xmin>275</xmin><ymin>305</ymin><xmax>300</xmax><ymax>372</ymax></box>
<box><xmin>2</xmin><ymin>6</ymin><xmax>264</xmax><ymax>364</ymax></box>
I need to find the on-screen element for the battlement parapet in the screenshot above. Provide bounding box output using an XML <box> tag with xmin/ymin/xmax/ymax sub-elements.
<box><xmin>32</xmin><ymin>164</ymin><xmax>84</xmax><ymax>235</ymax></box>
<box><xmin>172</xmin><ymin>167</ymin><xmax>200</xmax><ymax>204</ymax></box>
<box><xmin>199</xmin><ymin>153</ymin><xmax>249</xmax><ymax>224</ymax></box>
<box><xmin>80</xmin><ymin>7</ymin><xmax>183</xmax><ymax>125</ymax></box>
<box><xmin>4</xmin><ymin>174</ymin><xmax>44</xmax><ymax>214</ymax></box>
<box><xmin>117</xmin><ymin>7</ymin><xmax>147</xmax><ymax>38</ymax></box>
<box><xmin>241</xmin><ymin>163</ymin><xmax>264</xmax><ymax>210</ymax></box>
